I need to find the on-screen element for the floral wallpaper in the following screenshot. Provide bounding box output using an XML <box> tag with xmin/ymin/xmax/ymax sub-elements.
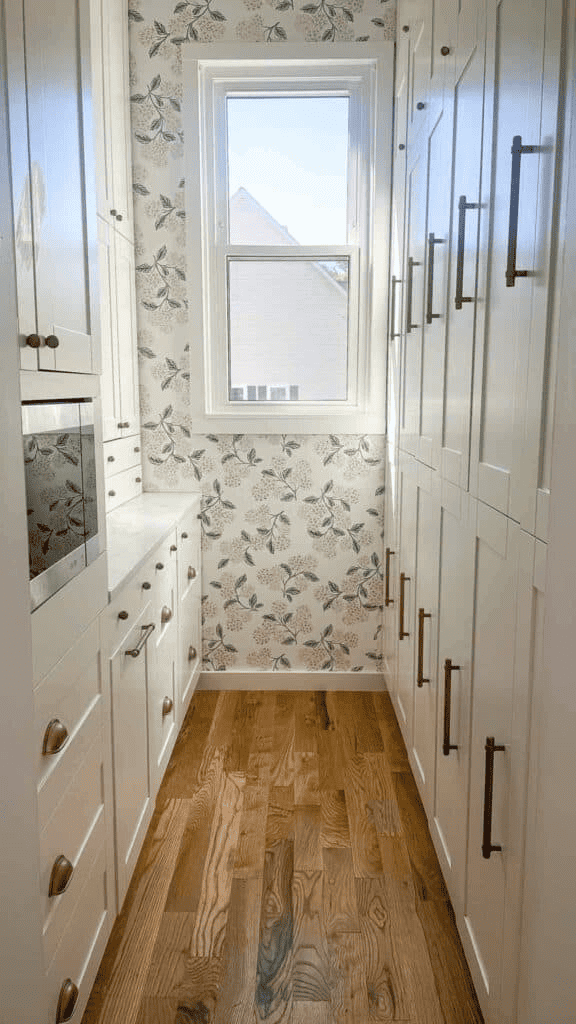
<box><xmin>128</xmin><ymin>0</ymin><xmax>394</xmax><ymax>670</ymax></box>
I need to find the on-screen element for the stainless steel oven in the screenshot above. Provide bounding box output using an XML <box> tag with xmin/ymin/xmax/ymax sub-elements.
<box><xmin>22</xmin><ymin>399</ymin><xmax>101</xmax><ymax>611</ymax></box>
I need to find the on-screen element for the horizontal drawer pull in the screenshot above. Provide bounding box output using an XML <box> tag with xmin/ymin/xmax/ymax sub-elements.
<box><xmin>188</xmin><ymin>645</ymin><xmax>197</xmax><ymax>662</ymax></box>
<box><xmin>125</xmin><ymin>623</ymin><xmax>155</xmax><ymax>658</ymax></box>
<box><xmin>48</xmin><ymin>855</ymin><xmax>74</xmax><ymax>897</ymax></box>
<box><xmin>162</xmin><ymin>696</ymin><xmax>173</xmax><ymax>716</ymax></box>
<box><xmin>42</xmin><ymin>719</ymin><xmax>69</xmax><ymax>756</ymax></box>
<box><xmin>56</xmin><ymin>979</ymin><xmax>78</xmax><ymax>1023</ymax></box>
<box><xmin>188</xmin><ymin>566</ymin><xmax>197</xmax><ymax>581</ymax></box>
<box><xmin>161</xmin><ymin>605</ymin><xmax>173</xmax><ymax>624</ymax></box>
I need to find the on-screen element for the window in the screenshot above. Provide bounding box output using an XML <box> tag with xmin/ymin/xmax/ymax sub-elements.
<box><xmin>184</xmin><ymin>45</ymin><xmax>392</xmax><ymax>432</ymax></box>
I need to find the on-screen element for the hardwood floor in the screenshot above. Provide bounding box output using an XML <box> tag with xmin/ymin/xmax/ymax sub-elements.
<box><xmin>82</xmin><ymin>690</ymin><xmax>484</xmax><ymax>1024</ymax></box>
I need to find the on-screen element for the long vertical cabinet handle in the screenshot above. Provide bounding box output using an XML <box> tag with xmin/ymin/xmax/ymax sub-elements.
<box><xmin>482</xmin><ymin>736</ymin><xmax>506</xmax><ymax>859</ymax></box>
<box><xmin>443</xmin><ymin>658</ymin><xmax>460</xmax><ymax>755</ymax></box>
<box><xmin>426</xmin><ymin>233</ymin><xmax>444</xmax><ymax>324</ymax></box>
<box><xmin>385</xmin><ymin>547</ymin><xmax>395</xmax><ymax>606</ymax></box>
<box><xmin>389</xmin><ymin>276</ymin><xmax>402</xmax><ymax>339</ymax></box>
<box><xmin>454</xmin><ymin>195</ymin><xmax>479</xmax><ymax>309</ymax></box>
<box><xmin>506</xmin><ymin>135</ymin><xmax>538</xmax><ymax>286</ymax></box>
<box><xmin>417</xmin><ymin>608</ymin><xmax>431</xmax><ymax>686</ymax></box>
<box><xmin>405</xmin><ymin>256</ymin><xmax>420</xmax><ymax>333</ymax></box>
<box><xmin>399</xmin><ymin>572</ymin><xmax>410</xmax><ymax>639</ymax></box>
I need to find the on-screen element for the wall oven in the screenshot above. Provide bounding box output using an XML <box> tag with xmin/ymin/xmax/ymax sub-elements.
<box><xmin>22</xmin><ymin>399</ymin><xmax>101</xmax><ymax>611</ymax></box>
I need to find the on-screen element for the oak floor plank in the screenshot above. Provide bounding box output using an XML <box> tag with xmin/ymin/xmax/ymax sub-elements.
<box><xmin>271</xmin><ymin>692</ymin><xmax>296</xmax><ymax>786</ymax></box>
<box><xmin>317</xmin><ymin>725</ymin><xmax>345</xmax><ymax>791</ymax></box>
<box><xmin>322</xmin><ymin>848</ymin><xmax>360</xmax><ymax>937</ymax></box>
<box><xmin>294</xmin><ymin>750</ymin><xmax>320</xmax><ymax>805</ymax></box>
<box><xmin>344</xmin><ymin>754</ymin><xmax>384</xmax><ymax>878</ymax></box>
<box><xmin>294</xmin><ymin>805</ymin><xmax>322</xmax><ymax>872</ymax></box>
<box><xmin>292</xmin><ymin>1001</ymin><xmax>332</xmax><ymax>1023</ymax></box>
<box><xmin>332</xmin><ymin>692</ymin><xmax>386</xmax><ymax>757</ymax></box>
<box><xmin>234</xmin><ymin>775</ymin><xmax>270</xmax><ymax>879</ymax></box>
<box><xmin>326</xmin><ymin>932</ymin><xmax>370</xmax><ymax>1023</ymax></box>
<box><xmin>225</xmin><ymin>692</ymin><xmax>264</xmax><ymax>773</ymax></box>
<box><xmin>393</xmin><ymin>772</ymin><xmax>449</xmax><ymax>903</ymax></box>
<box><xmin>255</xmin><ymin>838</ymin><xmax>294</xmax><ymax>1023</ymax></box>
<box><xmin>143</xmin><ymin>912</ymin><xmax>196</xmax><ymax>996</ymax></box>
<box><xmin>416</xmin><ymin>898</ymin><xmax>484</xmax><ymax>1024</ymax></box>
<box><xmin>250</xmin><ymin>691</ymin><xmax>276</xmax><ymax>760</ymax></box>
<box><xmin>216</xmin><ymin>876</ymin><xmax>262</xmax><ymax>1024</ymax></box>
<box><xmin>364</xmin><ymin>753</ymin><xmax>404</xmax><ymax>837</ymax></box>
<box><xmin>295</xmin><ymin>690</ymin><xmax>319</xmax><ymax>752</ymax></box>
<box><xmin>292</xmin><ymin>870</ymin><xmax>334</xmax><ymax>1001</ymax></box>
<box><xmin>82</xmin><ymin>799</ymin><xmax>190</xmax><ymax>1024</ymax></box>
<box><xmin>266</xmin><ymin>785</ymin><xmax>295</xmax><ymax>847</ymax></box>
<box><xmin>355</xmin><ymin>877</ymin><xmax>413</xmax><ymax>1021</ymax></box>
<box><xmin>372</xmin><ymin>692</ymin><xmax>411</xmax><ymax>772</ymax></box>
<box><xmin>320</xmin><ymin>789</ymin><xmax>351</xmax><ymax>848</ymax></box>
<box><xmin>158</xmin><ymin>691</ymin><xmax>220</xmax><ymax>803</ymax></box>
<box><xmin>140</xmin><ymin>958</ymin><xmax>221</xmax><ymax>1022</ymax></box>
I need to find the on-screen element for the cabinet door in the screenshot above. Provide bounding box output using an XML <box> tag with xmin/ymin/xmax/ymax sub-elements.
<box><xmin>110</xmin><ymin>604</ymin><xmax>154</xmax><ymax>906</ymax></box>
<box><xmin>399</xmin><ymin>137</ymin><xmax>427</xmax><ymax>457</ymax></box>
<box><xmin>432</xmin><ymin>485</ymin><xmax>475</xmax><ymax>919</ymax></box>
<box><xmin>24</xmin><ymin>0</ymin><xmax>97</xmax><ymax>373</ymax></box>
<box><xmin>148</xmin><ymin>621</ymin><xmax>177</xmax><ymax>797</ymax></box>
<box><xmin>98</xmin><ymin>218</ymin><xmax>122</xmax><ymax>442</ymax></box>
<box><xmin>106</xmin><ymin>0</ymin><xmax>134</xmax><ymax>240</ymax></box>
<box><xmin>388</xmin><ymin>28</ymin><xmax>410</xmax><ymax>447</ymax></box>
<box><xmin>178</xmin><ymin>584</ymin><xmax>201</xmax><ymax>721</ymax></box>
<box><xmin>410</xmin><ymin>466</ymin><xmax>440</xmax><ymax>816</ymax></box>
<box><xmin>470</xmin><ymin>0</ymin><xmax>562</xmax><ymax>525</ymax></box>
<box><xmin>382</xmin><ymin>444</ymin><xmax>399</xmax><ymax>696</ymax></box>
<box><xmin>461</xmin><ymin>503</ymin><xmax>520</xmax><ymax>1021</ymax></box>
<box><xmin>441</xmin><ymin>21</ymin><xmax>486</xmax><ymax>489</ymax></box>
<box><xmin>393</xmin><ymin>453</ymin><xmax>418</xmax><ymax>743</ymax></box>
<box><xmin>113</xmin><ymin>232</ymin><xmax>140</xmax><ymax>438</ymax></box>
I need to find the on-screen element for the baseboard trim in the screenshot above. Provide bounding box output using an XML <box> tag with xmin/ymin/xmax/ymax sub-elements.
<box><xmin>197</xmin><ymin>670</ymin><xmax>387</xmax><ymax>691</ymax></box>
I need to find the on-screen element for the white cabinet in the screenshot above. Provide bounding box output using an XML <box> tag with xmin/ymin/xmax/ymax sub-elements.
<box><xmin>393</xmin><ymin>452</ymin><xmax>418</xmax><ymax>737</ymax></box>
<box><xmin>176</xmin><ymin>507</ymin><xmax>202</xmax><ymax>720</ymax></box>
<box><xmin>6</xmin><ymin>0</ymin><xmax>99</xmax><ymax>374</ymax></box>
<box><xmin>98</xmin><ymin>221</ymin><xmax>140</xmax><ymax>444</ymax></box>
<box><xmin>382</xmin><ymin>444</ymin><xmax>399</xmax><ymax>695</ymax></box>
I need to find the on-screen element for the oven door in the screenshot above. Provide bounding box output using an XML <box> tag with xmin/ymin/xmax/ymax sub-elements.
<box><xmin>22</xmin><ymin>400</ymin><xmax>101</xmax><ymax>611</ymax></box>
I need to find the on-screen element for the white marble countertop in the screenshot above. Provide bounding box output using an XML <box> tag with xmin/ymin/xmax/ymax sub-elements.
<box><xmin>105</xmin><ymin>491</ymin><xmax>201</xmax><ymax>601</ymax></box>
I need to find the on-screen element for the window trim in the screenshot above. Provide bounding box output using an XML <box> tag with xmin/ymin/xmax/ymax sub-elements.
<box><xmin>184</xmin><ymin>43</ymin><xmax>393</xmax><ymax>434</ymax></box>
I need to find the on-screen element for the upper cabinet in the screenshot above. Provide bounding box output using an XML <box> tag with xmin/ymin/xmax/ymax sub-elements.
<box><xmin>6</xmin><ymin>0</ymin><xmax>99</xmax><ymax>374</ymax></box>
<box><xmin>91</xmin><ymin>0</ymin><xmax>134</xmax><ymax>240</ymax></box>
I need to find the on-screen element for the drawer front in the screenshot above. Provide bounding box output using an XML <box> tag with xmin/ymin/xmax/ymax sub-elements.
<box><xmin>103</xmin><ymin>435</ymin><xmax>142</xmax><ymax>479</ymax></box>
<box><xmin>178</xmin><ymin>584</ymin><xmax>201</xmax><ymax>715</ymax></box>
<box><xmin>149</xmin><ymin>532</ymin><xmax>178</xmax><ymax>632</ymax></box>
<box><xmin>148</xmin><ymin>623</ymin><xmax>177</xmax><ymax>794</ymax></box>
<box><xmin>103</xmin><ymin>568</ymin><xmax>154</xmax><ymax>657</ymax></box>
<box><xmin>105</xmin><ymin>465</ymin><xmax>142</xmax><ymax>513</ymax></box>
<box><xmin>45</xmin><ymin>844</ymin><xmax>113</xmax><ymax>1024</ymax></box>
<box><xmin>34</xmin><ymin>619</ymin><xmax>101</xmax><ymax>791</ymax></box>
<box><xmin>177</xmin><ymin>505</ymin><xmax>201</xmax><ymax>602</ymax></box>
<box><xmin>37</xmin><ymin>699</ymin><xmax>102</xmax><ymax>834</ymax></box>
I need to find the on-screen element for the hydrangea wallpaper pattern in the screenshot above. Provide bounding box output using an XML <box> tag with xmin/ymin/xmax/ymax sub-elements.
<box><xmin>128</xmin><ymin>0</ymin><xmax>394</xmax><ymax>671</ymax></box>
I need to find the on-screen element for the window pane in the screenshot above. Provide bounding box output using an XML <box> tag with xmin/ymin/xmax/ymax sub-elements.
<box><xmin>227</xmin><ymin>258</ymin><xmax>349</xmax><ymax>402</ymax></box>
<box><xmin>227</xmin><ymin>96</ymin><xmax>349</xmax><ymax>245</ymax></box>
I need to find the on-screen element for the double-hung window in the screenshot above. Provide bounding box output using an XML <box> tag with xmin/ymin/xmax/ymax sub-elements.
<box><xmin>185</xmin><ymin>45</ymin><xmax>392</xmax><ymax>432</ymax></box>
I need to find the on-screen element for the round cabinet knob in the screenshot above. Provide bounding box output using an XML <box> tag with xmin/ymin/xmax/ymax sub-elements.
<box><xmin>402</xmin><ymin>23</ymin><xmax>409</xmax><ymax>31</ymax></box>
<box><xmin>45</xmin><ymin>334</ymin><xmax>59</xmax><ymax>348</ymax></box>
<box><xmin>116</xmin><ymin>213</ymin><xmax>123</xmax><ymax>222</ymax></box>
<box><xmin>161</xmin><ymin>605</ymin><xmax>172</xmax><ymax>624</ymax></box>
<box><xmin>142</xmin><ymin>581</ymin><xmax>151</xmax><ymax>590</ymax></box>
<box><xmin>170</xmin><ymin>544</ymin><xmax>177</xmax><ymax>552</ymax></box>
<box><xmin>108</xmin><ymin>490</ymin><xmax>116</xmax><ymax>497</ymax></box>
<box><xmin>398</xmin><ymin>143</ymin><xmax>405</xmax><ymax>151</ymax></box>
<box><xmin>118</xmin><ymin>610</ymin><xmax>129</xmax><ymax>620</ymax></box>
<box><xmin>55</xmin><ymin>979</ymin><xmax>79</xmax><ymax>1023</ymax></box>
<box><xmin>188</xmin><ymin>645</ymin><xmax>197</xmax><ymax>662</ymax></box>
<box><xmin>156</xmin><ymin>562</ymin><xmax>164</xmax><ymax>571</ymax></box>
<box><xmin>110</xmin><ymin>208</ymin><xmax>117</xmax><ymax>217</ymax></box>
<box><xmin>135</xmin><ymin>477</ymin><xmax>142</xmax><ymax>483</ymax></box>
<box><xmin>440</xmin><ymin>45</ymin><xmax>451</xmax><ymax>55</ymax></box>
<box><xmin>416</xmin><ymin>101</ymin><xmax>426</xmax><ymax>110</ymax></box>
<box><xmin>48</xmin><ymin>855</ymin><xmax>74</xmax><ymax>897</ymax></box>
<box><xmin>134</xmin><ymin>446</ymin><xmax>141</xmax><ymax>453</ymax></box>
<box><xmin>162</xmin><ymin>696</ymin><xmax>173</xmax><ymax>716</ymax></box>
<box><xmin>107</xmin><ymin>455</ymin><xmax>115</xmax><ymax>463</ymax></box>
<box><xmin>188</xmin><ymin>566</ymin><xmax>197</xmax><ymax>581</ymax></box>
<box><xmin>42</xmin><ymin>719</ymin><xmax>69</xmax><ymax>756</ymax></box>
<box><xmin>181</xmin><ymin>532</ymin><xmax>188</xmax><ymax>540</ymax></box>
<box><xmin>25</xmin><ymin>333</ymin><xmax>42</xmax><ymax>348</ymax></box>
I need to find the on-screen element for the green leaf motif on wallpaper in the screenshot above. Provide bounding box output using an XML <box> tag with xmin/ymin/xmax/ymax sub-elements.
<box><xmin>131</xmin><ymin>75</ymin><xmax>183</xmax><ymax>145</ymax></box>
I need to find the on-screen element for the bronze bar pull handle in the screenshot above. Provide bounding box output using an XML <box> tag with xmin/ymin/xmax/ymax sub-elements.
<box><xmin>417</xmin><ymin>608</ymin><xmax>432</xmax><ymax>686</ymax></box>
<box><xmin>455</xmin><ymin>195</ymin><xmax>479</xmax><ymax>309</ymax></box>
<box><xmin>390</xmin><ymin>275</ymin><xmax>402</xmax><ymax>339</ymax></box>
<box><xmin>125</xmin><ymin>623</ymin><xmax>155</xmax><ymax>658</ymax></box>
<box><xmin>482</xmin><ymin>736</ymin><xmax>506</xmax><ymax>859</ymax></box>
<box><xmin>443</xmin><ymin>658</ymin><xmax>460</xmax><ymax>755</ymax></box>
<box><xmin>506</xmin><ymin>135</ymin><xmax>538</xmax><ymax>286</ymax></box>
<box><xmin>399</xmin><ymin>572</ymin><xmax>410</xmax><ymax>639</ymax></box>
<box><xmin>405</xmin><ymin>256</ymin><xmax>420</xmax><ymax>333</ymax></box>
<box><xmin>426</xmin><ymin>233</ymin><xmax>445</xmax><ymax>324</ymax></box>
<box><xmin>385</xmin><ymin>547</ymin><xmax>395</xmax><ymax>606</ymax></box>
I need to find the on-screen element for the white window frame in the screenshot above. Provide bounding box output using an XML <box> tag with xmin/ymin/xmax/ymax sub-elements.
<box><xmin>184</xmin><ymin>44</ymin><xmax>393</xmax><ymax>434</ymax></box>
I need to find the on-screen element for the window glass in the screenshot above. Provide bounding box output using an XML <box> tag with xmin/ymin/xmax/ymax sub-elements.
<box><xmin>227</xmin><ymin>257</ymin><xmax>349</xmax><ymax>401</ymax></box>
<box><xmin>227</xmin><ymin>96</ymin><xmax>349</xmax><ymax>245</ymax></box>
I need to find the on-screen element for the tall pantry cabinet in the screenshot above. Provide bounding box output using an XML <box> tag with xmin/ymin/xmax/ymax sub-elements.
<box><xmin>386</xmin><ymin>0</ymin><xmax>571</xmax><ymax>1021</ymax></box>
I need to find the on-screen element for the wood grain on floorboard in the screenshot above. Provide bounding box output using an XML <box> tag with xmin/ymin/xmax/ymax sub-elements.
<box><xmin>82</xmin><ymin>690</ymin><xmax>483</xmax><ymax>1024</ymax></box>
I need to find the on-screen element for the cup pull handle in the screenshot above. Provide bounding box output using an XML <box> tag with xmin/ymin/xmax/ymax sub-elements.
<box><xmin>42</xmin><ymin>719</ymin><xmax>69</xmax><ymax>756</ymax></box>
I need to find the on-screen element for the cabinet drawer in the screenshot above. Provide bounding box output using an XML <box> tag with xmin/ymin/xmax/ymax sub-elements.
<box><xmin>103</xmin><ymin>565</ymin><xmax>158</xmax><ymax>656</ymax></box>
<box><xmin>149</xmin><ymin>532</ymin><xmax>178</xmax><ymax>631</ymax></box>
<box><xmin>105</xmin><ymin>465</ymin><xmax>142</xmax><ymax>513</ymax></box>
<box><xmin>103</xmin><ymin>435</ymin><xmax>142</xmax><ymax>479</ymax></box>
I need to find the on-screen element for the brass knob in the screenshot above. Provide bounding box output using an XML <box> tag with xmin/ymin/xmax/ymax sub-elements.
<box><xmin>398</xmin><ymin>143</ymin><xmax>405</xmax><ymax>150</ymax></box>
<box><xmin>25</xmin><ymin>333</ymin><xmax>42</xmax><ymax>348</ymax></box>
<box><xmin>142</xmin><ymin>581</ymin><xmax>151</xmax><ymax>590</ymax></box>
<box><xmin>441</xmin><ymin>45</ymin><xmax>450</xmax><ymax>55</ymax></box>
<box><xmin>161</xmin><ymin>605</ymin><xmax>172</xmax><ymax>624</ymax></box>
<box><xmin>135</xmin><ymin>476</ymin><xmax>142</xmax><ymax>483</ymax></box>
<box><xmin>402</xmin><ymin>23</ymin><xmax>409</xmax><ymax>31</ymax></box>
<box><xmin>108</xmin><ymin>490</ymin><xmax>116</xmax><ymax>497</ymax></box>
<box><xmin>45</xmin><ymin>334</ymin><xmax>59</xmax><ymax>348</ymax></box>
<box><xmin>116</xmin><ymin>213</ymin><xmax>123</xmax><ymax>221</ymax></box>
<box><xmin>117</xmin><ymin>421</ymin><xmax>130</xmax><ymax>429</ymax></box>
<box><xmin>118</xmin><ymin>610</ymin><xmax>129</xmax><ymax>620</ymax></box>
<box><xmin>42</xmin><ymin>719</ymin><xmax>69</xmax><ymax>756</ymax></box>
<box><xmin>134</xmin><ymin>446</ymin><xmax>140</xmax><ymax>453</ymax></box>
<box><xmin>107</xmin><ymin>455</ymin><xmax>115</xmax><ymax>462</ymax></box>
<box><xmin>188</xmin><ymin>566</ymin><xmax>196</xmax><ymax>581</ymax></box>
<box><xmin>170</xmin><ymin>544</ymin><xmax>177</xmax><ymax>552</ymax></box>
<box><xmin>181</xmin><ymin>532</ymin><xmax>188</xmax><ymax>539</ymax></box>
<box><xmin>188</xmin><ymin>645</ymin><xmax>197</xmax><ymax>662</ymax></box>
<box><xmin>55</xmin><ymin>979</ymin><xmax>78</xmax><ymax>1022</ymax></box>
<box><xmin>417</xmin><ymin>101</ymin><xmax>426</xmax><ymax>110</ymax></box>
<box><xmin>110</xmin><ymin>209</ymin><xmax>117</xmax><ymax>217</ymax></box>
<box><xmin>162</xmin><ymin>696</ymin><xmax>173</xmax><ymax>716</ymax></box>
<box><xmin>156</xmin><ymin>562</ymin><xmax>164</xmax><ymax>570</ymax></box>
<box><xmin>48</xmin><ymin>855</ymin><xmax>74</xmax><ymax>897</ymax></box>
